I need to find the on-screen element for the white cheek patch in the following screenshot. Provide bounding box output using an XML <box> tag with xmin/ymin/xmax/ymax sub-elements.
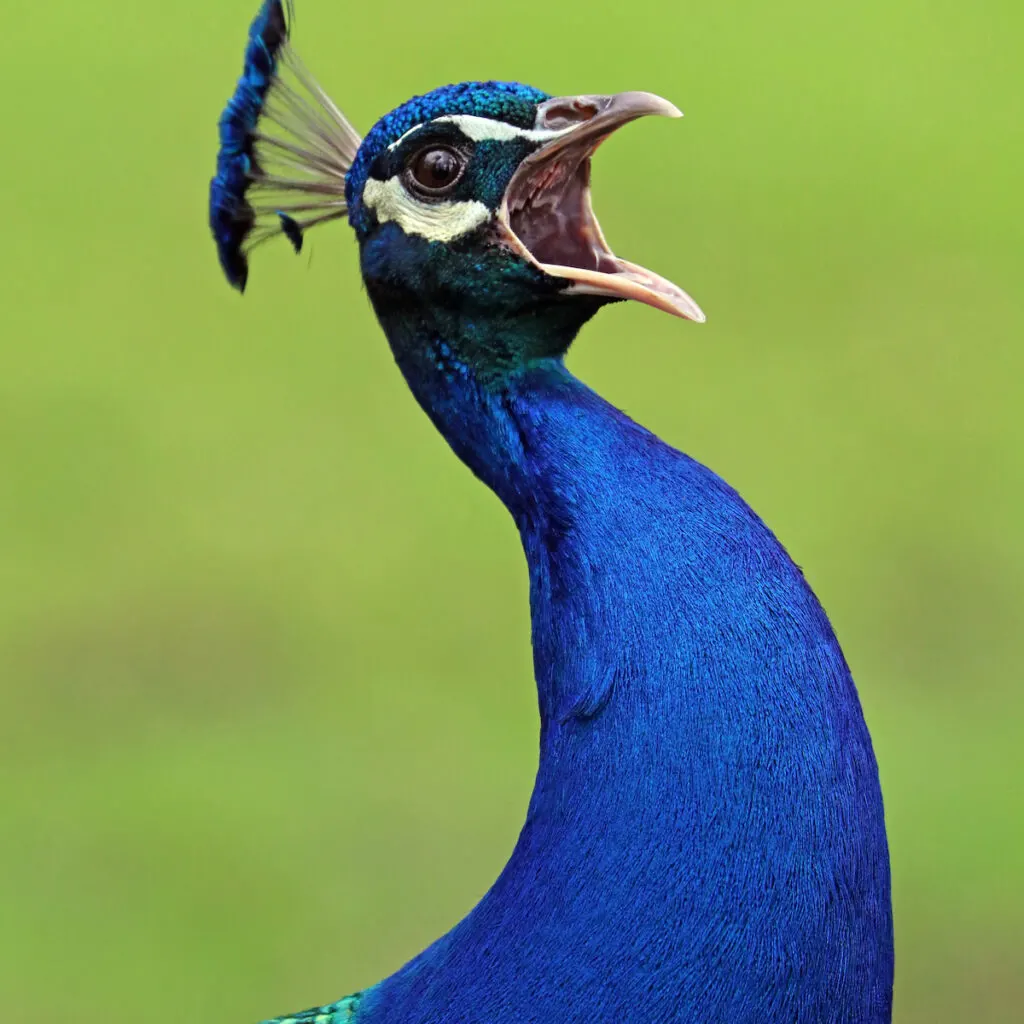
<box><xmin>362</xmin><ymin>176</ymin><xmax>491</xmax><ymax>243</ymax></box>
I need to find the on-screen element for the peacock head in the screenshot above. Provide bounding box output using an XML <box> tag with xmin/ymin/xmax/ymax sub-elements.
<box><xmin>210</xmin><ymin>1</ymin><xmax>703</xmax><ymax>382</ymax></box>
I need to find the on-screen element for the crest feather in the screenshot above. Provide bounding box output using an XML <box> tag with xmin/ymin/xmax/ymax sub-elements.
<box><xmin>209</xmin><ymin>1</ymin><xmax>361</xmax><ymax>291</ymax></box>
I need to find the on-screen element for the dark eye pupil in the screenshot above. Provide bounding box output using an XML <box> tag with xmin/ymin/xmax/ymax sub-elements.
<box><xmin>411</xmin><ymin>148</ymin><xmax>461</xmax><ymax>191</ymax></box>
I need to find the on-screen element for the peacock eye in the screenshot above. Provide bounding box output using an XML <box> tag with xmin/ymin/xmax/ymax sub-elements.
<box><xmin>407</xmin><ymin>146</ymin><xmax>465</xmax><ymax>195</ymax></box>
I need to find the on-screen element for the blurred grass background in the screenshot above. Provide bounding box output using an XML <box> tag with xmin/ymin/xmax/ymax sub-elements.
<box><xmin>1</xmin><ymin>0</ymin><xmax>1022</xmax><ymax>1021</ymax></box>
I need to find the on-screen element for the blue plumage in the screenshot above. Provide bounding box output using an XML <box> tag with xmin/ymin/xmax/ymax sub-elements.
<box><xmin>347</xmin><ymin>367</ymin><xmax>894</xmax><ymax>1024</ymax></box>
<box><xmin>209</xmin><ymin>0</ymin><xmax>291</xmax><ymax>290</ymax></box>
<box><xmin>212</xmin><ymin>5</ymin><xmax>894</xmax><ymax>1023</ymax></box>
<box><xmin>209</xmin><ymin>0</ymin><xmax>357</xmax><ymax>291</ymax></box>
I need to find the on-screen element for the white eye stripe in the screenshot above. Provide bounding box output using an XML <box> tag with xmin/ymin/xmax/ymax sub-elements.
<box><xmin>386</xmin><ymin>114</ymin><xmax>571</xmax><ymax>152</ymax></box>
<box><xmin>362</xmin><ymin>176</ymin><xmax>491</xmax><ymax>243</ymax></box>
<box><xmin>433</xmin><ymin>115</ymin><xmax>572</xmax><ymax>143</ymax></box>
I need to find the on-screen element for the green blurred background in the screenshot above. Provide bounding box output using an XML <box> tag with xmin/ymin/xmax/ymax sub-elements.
<box><xmin>2</xmin><ymin>0</ymin><xmax>1022</xmax><ymax>1020</ymax></box>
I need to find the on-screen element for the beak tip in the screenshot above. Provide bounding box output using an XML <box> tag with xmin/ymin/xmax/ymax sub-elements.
<box><xmin>673</xmin><ymin>296</ymin><xmax>706</xmax><ymax>323</ymax></box>
<box><xmin>604</xmin><ymin>91</ymin><xmax>683</xmax><ymax>121</ymax></box>
<box><xmin>646</xmin><ymin>94</ymin><xmax>684</xmax><ymax>119</ymax></box>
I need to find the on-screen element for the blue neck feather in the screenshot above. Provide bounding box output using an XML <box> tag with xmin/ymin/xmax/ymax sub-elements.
<box><xmin>357</xmin><ymin>292</ymin><xmax>894</xmax><ymax>1023</ymax></box>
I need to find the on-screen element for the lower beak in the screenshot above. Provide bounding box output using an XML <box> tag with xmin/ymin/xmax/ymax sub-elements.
<box><xmin>496</xmin><ymin>91</ymin><xmax>705</xmax><ymax>323</ymax></box>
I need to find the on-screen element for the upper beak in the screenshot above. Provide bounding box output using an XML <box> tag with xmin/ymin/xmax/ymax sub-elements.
<box><xmin>496</xmin><ymin>91</ymin><xmax>705</xmax><ymax>323</ymax></box>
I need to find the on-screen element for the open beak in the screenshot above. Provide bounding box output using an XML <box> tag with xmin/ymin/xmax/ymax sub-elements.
<box><xmin>495</xmin><ymin>92</ymin><xmax>705</xmax><ymax>323</ymax></box>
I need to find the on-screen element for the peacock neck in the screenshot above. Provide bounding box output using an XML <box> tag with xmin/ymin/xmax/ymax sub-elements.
<box><xmin>363</xmin><ymin>311</ymin><xmax>893</xmax><ymax>1023</ymax></box>
<box><xmin>376</xmin><ymin>309</ymin><xmax>875</xmax><ymax>802</ymax></box>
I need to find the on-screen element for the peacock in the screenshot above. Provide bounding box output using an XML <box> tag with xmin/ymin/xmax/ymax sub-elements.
<box><xmin>209</xmin><ymin>3</ymin><xmax>894</xmax><ymax>1022</ymax></box>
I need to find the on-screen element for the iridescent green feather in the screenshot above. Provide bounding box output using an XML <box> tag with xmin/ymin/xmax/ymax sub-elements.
<box><xmin>261</xmin><ymin>993</ymin><xmax>362</xmax><ymax>1024</ymax></box>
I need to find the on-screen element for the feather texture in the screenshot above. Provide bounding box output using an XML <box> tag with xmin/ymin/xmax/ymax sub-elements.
<box><xmin>260</xmin><ymin>994</ymin><xmax>364</xmax><ymax>1024</ymax></box>
<box><xmin>209</xmin><ymin>0</ymin><xmax>360</xmax><ymax>290</ymax></box>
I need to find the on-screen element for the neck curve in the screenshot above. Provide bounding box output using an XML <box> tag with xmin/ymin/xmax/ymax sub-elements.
<box><xmin>361</xmin><ymin>307</ymin><xmax>894</xmax><ymax>1023</ymax></box>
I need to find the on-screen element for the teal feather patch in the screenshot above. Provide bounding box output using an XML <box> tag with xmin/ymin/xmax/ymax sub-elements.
<box><xmin>261</xmin><ymin>993</ymin><xmax>362</xmax><ymax>1024</ymax></box>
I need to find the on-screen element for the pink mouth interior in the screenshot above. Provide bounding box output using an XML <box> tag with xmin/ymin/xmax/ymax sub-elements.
<box><xmin>497</xmin><ymin>111</ymin><xmax>705</xmax><ymax>323</ymax></box>
<box><xmin>504</xmin><ymin>142</ymin><xmax>621</xmax><ymax>274</ymax></box>
<box><xmin>495</xmin><ymin>96</ymin><xmax>704</xmax><ymax>321</ymax></box>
